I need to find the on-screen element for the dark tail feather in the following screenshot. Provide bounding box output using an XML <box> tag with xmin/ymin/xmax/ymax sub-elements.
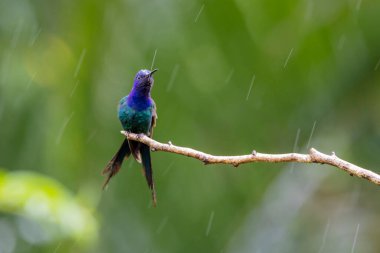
<box><xmin>102</xmin><ymin>139</ymin><xmax>131</xmax><ymax>189</ymax></box>
<box><xmin>128</xmin><ymin>140</ymin><xmax>142</xmax><ymax>163</ymax></box>
<box><xmin>140</xmin><ymin>144</ymin><xmax>157</xmax><ymax>207</ymax></box>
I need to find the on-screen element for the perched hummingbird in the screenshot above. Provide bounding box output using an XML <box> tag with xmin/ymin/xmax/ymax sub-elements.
<box><xmin>102</xmin><ymin>69</ymin><xmax>158</xmax><ymax>206</ymax></box>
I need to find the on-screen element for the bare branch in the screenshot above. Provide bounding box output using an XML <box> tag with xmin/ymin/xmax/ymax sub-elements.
<box><xmin>122</xmin><ymin>131</ymin><xmax>380</xmax><ymax>186</ymax></box>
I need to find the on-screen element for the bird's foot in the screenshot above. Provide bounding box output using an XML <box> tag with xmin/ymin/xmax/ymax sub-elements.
<box><xmin>121</xmin><ymin>130</ymin><xmax>131</xmax><ymax>137</ymax></box>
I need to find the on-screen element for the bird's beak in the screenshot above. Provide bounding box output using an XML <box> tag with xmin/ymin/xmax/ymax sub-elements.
<box><xmin>149</xmin><ymin>69</ymin><xmax>158</xmax><ymax>76</ymax></box>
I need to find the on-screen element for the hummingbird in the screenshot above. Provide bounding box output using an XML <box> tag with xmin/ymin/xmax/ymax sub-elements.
<box><xmin>102</xmin><ymin>69</ymin><xmax>158</xmax><ymax>206</ymax></box>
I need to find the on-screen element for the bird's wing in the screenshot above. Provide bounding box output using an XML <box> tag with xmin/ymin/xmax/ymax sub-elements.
<box><xmin>149</xmin><ymin>100</ymin><xmax>157</xmax><ymax>138</ymax></box>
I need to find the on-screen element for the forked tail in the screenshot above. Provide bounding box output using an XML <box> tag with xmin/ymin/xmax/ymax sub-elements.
<box><xmin>140</xmin><ymin>144</ymin><xmax>157</xmax><ymax>206</ymax></box>
<box><xmin>102</xmin><ymin>139</ymin><xmax>131</xmax><ymax>189</ymax></box>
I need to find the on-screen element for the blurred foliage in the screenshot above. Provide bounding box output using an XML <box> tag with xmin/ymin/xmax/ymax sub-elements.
<box><xmin>0</xmin><ymin>0</ymin><xmax>380</xmax><ymax>252</ymax></box>
<box><xmin>0</xmin><ymin>169</ymin><xmax>97</xmax><ymax>252</ymax></box>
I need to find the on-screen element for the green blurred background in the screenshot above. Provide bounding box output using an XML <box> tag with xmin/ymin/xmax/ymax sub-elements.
<box><xmin>1</xmin><ymin>0</ymin><xmax>380</xmax><ymax>252</ymax></box>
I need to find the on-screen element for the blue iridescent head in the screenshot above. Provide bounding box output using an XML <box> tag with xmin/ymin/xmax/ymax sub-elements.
<box><xmin>132</xmin><ymin>69</ymin><xmax>158</xmax><ymax>95</ymax></box>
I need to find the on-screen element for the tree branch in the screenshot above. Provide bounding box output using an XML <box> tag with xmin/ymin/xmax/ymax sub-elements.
<box><xmin>122</xmin><ymin>131</ymin><xmax>380</xmax><ymax>186</ymax></box>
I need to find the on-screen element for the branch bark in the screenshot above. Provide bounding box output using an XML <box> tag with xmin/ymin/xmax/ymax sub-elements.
<box><xmin>122</xmin><ymin>131</ymin><xmax>380</xmax><ymax>186</ymax></box>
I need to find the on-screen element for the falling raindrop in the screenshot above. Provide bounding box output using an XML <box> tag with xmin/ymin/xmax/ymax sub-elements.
<box><xmin>292</xmin><ymin>128</ymin><xmax>301</xmax><ymax>153</ymax></box>
<box><xmin>74</xmin><ymin>49</ymin><xmax>87</xmax><ymax>78</ymax></box>
<box><xmin>26</xmin><ymin>72</ymin><xmax>37</xmax><ymax>90</ymax></box>
<box><xmin>0</xmin><ymin>103</ymin><xmax>3</xmax><ymax>121</ymax></box>
<box><xmin>351</xmin><ymin>223</ymin><xmax>360</xmax><ymax>253</ymax></box>
<box><xmin>86</xmin><ymin>130</ymin><xmax>97</xmax><ymax>143</ymax></box>
<box><xmin>206</xmin><ymin>211</ymin><xmax>215</xmax><ymax>236</ymax></box>
<box><xmin>290</xmin><ymin>128</ymin><xmax>301</xmax><ymax>172</ymax></box>
<box><xmin>29</xmin><ymin>28</ymin><xmax>42</xmax><ymax>47</ymax></box>
<box><xmin>14</xmin><ymin>73</ymin><xmax>37</xmax><ymax>107</ymax></box>
<box><xmin>156</xmin><ymin>216</ymin><xmax>168</xmax><ymax>234</ymax></box>
<box><xmin>337</xmin><ymin>35</ymin><xmax>346</xmax><ymax>51</ymax></box>
<box><xmin>224</xmin><ymin>69</ymin><xmax>234</xmax><ymax>84</ymax></box>
<box><xmin>150</xmin><ymin>49</ymin><xmax>158</xmax><ymax>70</ymax></box>
<box><xmin>374</xmin><ymin>58</ymin><xmax>380</xmax><ymax>71</ymax></box>
<box><xmin>166</xmin><ymin>64</ymin><xmax>179</xmax><ymax>92</ymax></box>
<box><xmin>283</xmin><ymin>48</ymin><xmax>294</xmax><ymax>69</ymax></box>
<box><xmin>162</xmin><ymin>161</ymin><xmax>175</xmax><ymax>177</ymax></box>
<box><xmin>1</xmin><ymin>52</ymin><xmax>12</xmax><ymax>84</ymax></box>
<box><xmin>194</xmin><ymin>4</ymin><xmax>205</xmax><ymax>23</ymax></box>
<box><xmin>355</xmin><ymin>0</ymin><xmax>362</xmax><ymax>11</ymax></box>
<box><xmin>56</xmin><ymin>112</ymin><xmax>75</xmax><ymax>145</ymax></box>
<box><xmin>304</xmin><ymin>0</ymin><xmax>313</xmax><ymax>20</ymax></box>
<box><xmin>246</xmin><ymin>74</ymin><xmax>255</xmax><ymax>101</ymax></box>
<box><xmin>11</xmin><ymin>19</ymin><xmax>23</xmax><ymax>49</ymax></box>
<box><xmin>53</xmin><ymin>242</ymin><xmax>62</xmax><ymax>253</ymax></box>
<box><xmin>306</xmin><ymin>121</ymin><xmax>317</xmax><ymax>149</ymax></box>
<box><xmin>317</xmin><ymin>219</ymin><xmax>330</xmax><ymax>253</ymax></box>
<box><xmin>69</xmin><ymin>80</ymin><xmax>80</xmax><ymax>98</ymax></box>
